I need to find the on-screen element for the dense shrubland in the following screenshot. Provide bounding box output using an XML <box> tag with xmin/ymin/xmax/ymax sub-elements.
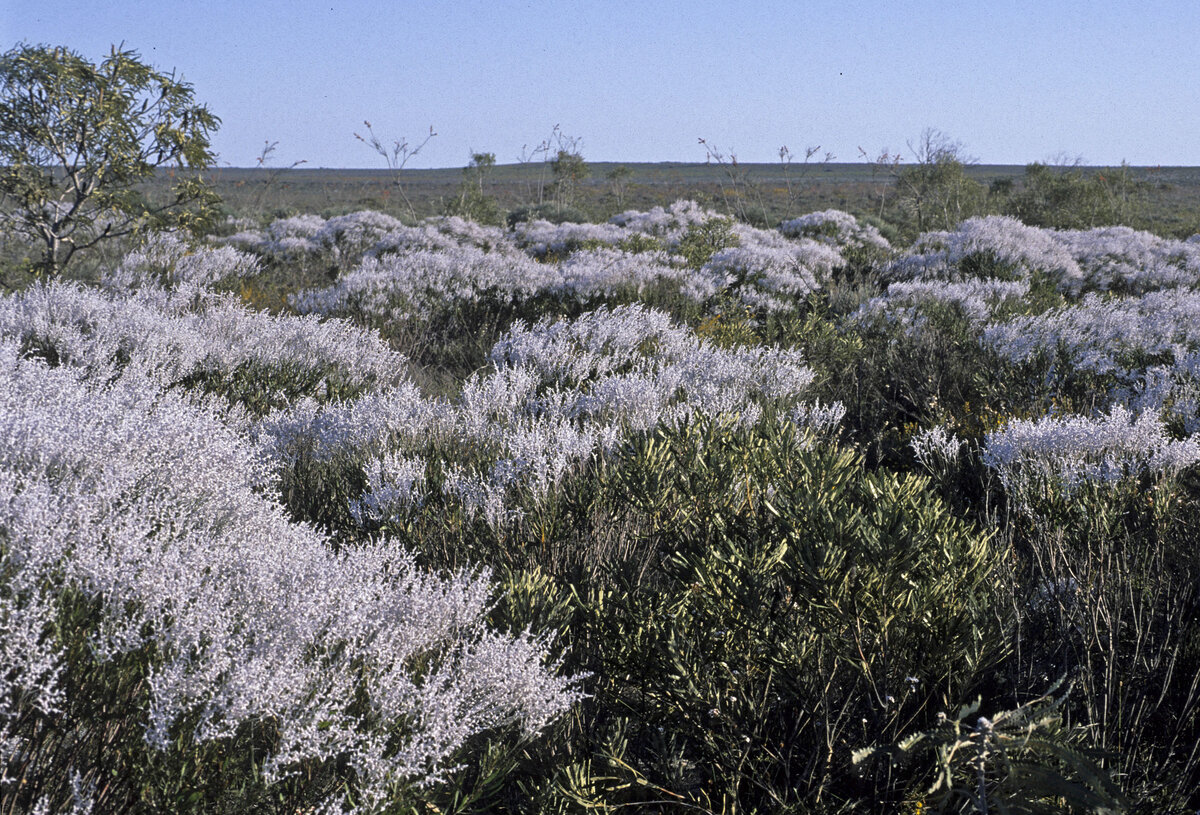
<box><xmin>1</xmin><ymin>196</ymin><xmax>1200</xmax><ymax>814</ymax></box>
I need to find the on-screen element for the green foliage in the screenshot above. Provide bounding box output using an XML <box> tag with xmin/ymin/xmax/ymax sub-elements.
<box><xmin>446</xmin><ymin>151</ymin><xmax>503</xmax><ymax>224</ymax></box>
<box><xmin>894</xmin><ymin>129</ymin><xmax>984</xmax><ymax>235</ymax></box>
<box><xmin>675</xmin><ymin>217</ymin><xmax>739</xmax><ymax>269</ymax></box>
<box><xmin>1001</xmin><ymin>162</ymin><xmax>1147</xmax><ymax>230</ymax></box>
<box><xmin>616</xmin><ymin>231</ymin><xmax>662</xmax><ymax>254</ymax></box>
<box><xmin>606</xmin><ymin>164</ymin><xmax>633</xmax><ymax>207</ymax></box>
<box><xmin>553</xmin><ymin>418</ymin><xmax>1003</xmax><ymax>811</ymax></box>
<box><xmin>996</xmin><ymin>468</ymin><xmax>1200</xmax><ymax>809</ymax></box>
<box><xmin>0</xmin><ymin>43</ymin><xmax>221</xmax><ymax>276</ymax></box>
<box><xmin>507</xmin><ymin>203</ymin><xmax>590</xmax><ymax>227</ymax></box>
<box><xmin>854</xmin><ymin>680</ymin><xmax>1128</xmax><ymax>814</ymax></box>
<box><xmin>550</xmin><ymin>148</ymin><xmax>590</xmax><ymax>214</ymax></box>
<box><xmin>796</xmin><ymin>301</ymin><xmax>996</xmax><ymax>470</ymax></box>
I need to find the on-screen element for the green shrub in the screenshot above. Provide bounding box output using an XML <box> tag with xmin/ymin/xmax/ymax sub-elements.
<box><xmin>675</xmin><ymin>217</ymin><xmax>739</xmax><ymax>269</ymax></box>
<box><xmin>996</xmin><ymin>469</ymin><xmax>1200</xmax><ymax>809</ymax></box>
<box><xmin>553</xmin><ymin>417</ymin><xmax>1003</xmax><ymax>811</ymax></box>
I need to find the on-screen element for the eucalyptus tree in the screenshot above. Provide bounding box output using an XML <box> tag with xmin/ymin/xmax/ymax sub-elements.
<box><xmin>0</xmin><ymin>43</ymin><xmax>221</xmax><ymax>276</ymax></box>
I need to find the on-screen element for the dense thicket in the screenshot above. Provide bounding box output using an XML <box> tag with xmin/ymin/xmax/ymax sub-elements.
<box><xmin>1</xmin><ymin>200</ymin><xmax>1198</xmax><ymax>813</ymax></box>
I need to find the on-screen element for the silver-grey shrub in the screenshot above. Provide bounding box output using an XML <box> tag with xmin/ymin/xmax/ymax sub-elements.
<box><xmin>0</xmin><ymin>273</ymin><xmax>405</xmax><ymax>406</ymax></box>
<box><xmin>0</xmin><ymin>343</ymin><xmax>581</xmax><ymax>811</ymax></box>
<box><xmin>264</xmin><ymin>304</ymin><xmax>839</xmax><ymax>532</ymax></box>
<box><xmin>886</xmin><ymin>215</ymin><xmax>1083</xmax><ymax>290</ymax></box>
<box><xmin>982</xmin><ymin>405</ymin><xmax>1200</xmax><ymax>504</ymax></box>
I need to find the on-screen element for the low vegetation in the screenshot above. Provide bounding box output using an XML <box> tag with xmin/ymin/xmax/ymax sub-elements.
<box><xmin>2</xmin><ymin>41</ymin><xmax>1200</xmax><ymax>815</ymax></box>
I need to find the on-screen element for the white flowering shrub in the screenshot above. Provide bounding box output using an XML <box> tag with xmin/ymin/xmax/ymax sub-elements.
<box><xmin>556</xmin><ymin>247</ymin><xmax>697</xmax><ymax>302</ymax></box>
<box><xmin>609</xmin><ymin>199</ymin><xmax>724</xmax><ymax>245</ymax></box>
<box><xmin>0</xmin><ymin>344</ymin><xmax>581</xmax><ymax>812</ymax></box>
<box><xmin>780</xmin><ymin>209</ymin><xmax>892</xmax><ymax>253</ymax></box>
<box><xmin>0</xmin><ymin>270</ymin><xmax>405</xmax><ymax>412</ymax></box>
<box><xmin>910</xmin><ymin>425</ymin><xmax>963</xmax><ymax>470</ymax></box>
<box><xmin>982</xmin><ymin>405</ymin><xmax>1200</xmax><ymax>500</ymax></box>
<box><xmin>1118</xmin><ymin>350</ymin><xmax>1200</xmax><ymax>434</ymax></box>
<box><xmin>852</xmin><ymin>278</ymin><xmax>1030</xmax><ymax>334</ymax></box>
<box><xmin>290</xmin><ymin>244</ymin><xmax>557</xmax><ymax>322</ymax></box>
<box><xmin>264</xmin><ymin>304</ymin><xmax>837</xmax><ymax>532</ymax></box>
<box><xmin>511</xmin><ymin>219</ymin><xmax>628</xmax><ymax>256</ymax></box>
<box><xmin>701</xmin><ymin>232</ymin><xmax>835</xmax><ymax>313</ymax></box>
<box><xmin>887</xmin><ymin>215</ymin><xmax>1083</xmax><ymax>290</ymax></box>
<box><xmin>1054</xmin><ymin>224</ymin><xmax>1200</xmax><ymax>293</ymax></box>
<box><xmin>102</xmin><ymin>231</ymin><xmax>260</xmax><ymax>294</ymax></box>
<box><xmin>983</xmin><ymin>288</ymin><xmax>1200</xmax><ymax>382</ymax></box>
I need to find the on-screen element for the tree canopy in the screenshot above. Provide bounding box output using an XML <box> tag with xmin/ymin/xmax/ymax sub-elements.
<box><xmin>0</xmin><ymin>43</ymin><xmax>221</xmax><ymax>275</ymax></box>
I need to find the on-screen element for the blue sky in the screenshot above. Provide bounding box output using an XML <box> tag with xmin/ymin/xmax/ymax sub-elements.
<box><xmin>4</xmin><ymin>0</ymin><xmax>1197</xmax><ymax>168</ymax></box>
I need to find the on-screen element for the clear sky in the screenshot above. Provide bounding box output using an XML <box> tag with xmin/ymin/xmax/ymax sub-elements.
<box><xmin>4</xmin><ymin>0</ymin><xmax>1197</xmax><ymax>168</ymax></box>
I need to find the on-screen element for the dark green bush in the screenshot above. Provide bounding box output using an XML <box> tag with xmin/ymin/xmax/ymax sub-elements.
<box><xmin>532</xmin><ymin>418</ymin><xmax>1003</xmax><ymax>812</ymax></box>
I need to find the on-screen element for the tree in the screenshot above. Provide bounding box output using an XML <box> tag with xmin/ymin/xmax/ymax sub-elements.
<box><xmin>606</xmin><ymin>164</ymin><xmax>633</xmax><ymax>208</ymax></box>
<box><xmin>893</xmin><ymin>128</ymin><xmax>983</xmax><ymax>233</ymax></box>
<box><xmin>0</xmin><ymin>43</ymin><xmax>221</xmax><ymax>276</ymax></box>
<box><xmin>445</xmin><ymin>151</ymin><xmax>501</xmax><ymax>224</ymax></box>
<box><xmin>1002</xmin><ymin>159</ymin><xmax>1145</xmax><ymax>229</ymax></box>
<box><xmin>550</xmin><ymin>142</ymin><xmax>588</xmax><ymax>215</ymax></box>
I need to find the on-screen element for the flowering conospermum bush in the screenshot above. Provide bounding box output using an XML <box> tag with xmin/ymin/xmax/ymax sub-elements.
<box><xmin>289</xmin><ymin>244</ymin><xmax>705</xmax><ymax>327</ymax></box>
<box><xmin>886</xmin><ymin>215</ymin><xmax>1084</xmax><ymax>290</ymax></box>
<box><xmin>780</xmin><ymin>209</ymin><xmax>893</xmax><ymax>253</ymax></box>
<box><xmin>0</xmin><ymin>269</ymin><xmax>405</xmax><ymax>411</ymax></box>
<box><xmin>223</xmin><ymin>211</ymin><xmax>401</xmax><ymax>261</ymax></box>
<box><xmin>973</xmin><ymin>288</ymin><xmax>1200</xmax><ymax>434</ymax></box>
<box><xmin>12</xmin><ymin>199</ymin><xmax>1200</xmax><ymax>810</ymax></box>
<box><xmin>983</xmin><ymin>288</ymin><xmax>1200</xmax><ymax>381</ymax></box>
<box><xmin>221</xmin><ymin>211</ymin><xmax>513</xmax><ymax>273</ymax></box>
<box><xmin>227</xmin><ymin>202</ymin><xmax>870</xmax><ymax>327</ymax></box>
<box><xmin>982</xmin><ymin>405</ymin><xmax>1200</xmax><ymax>501</ymax></box>
<box><xmin>701</xmin><ymin>224</ymin><xmax>839</xmax><ymax>313</ymax></box>
<box><xmin>609</xmin><ymin>199</ymin><xmax>725</xmax><ymax>243</ymax></box>
<box><xmin>886</xmin><ymin>217</ymin><xmax>1200</xmax><ymax>297</ymax></box>
<box><xmin>289</xmin><ymin>244</ymin><xmax>558</xmax><ymax>321</ymax></box>
<box><xmin>511</xmin><ymin>218</ymin><xmax>628</xmax><ymax>256</ymax></box>
<box><xmin>101</xmin><ymin>231</ymin><xmax>261</xmax><ymax>294</ymax></box>
<box><xmin>263</xmin><ymin>304</ymin><xmax>838</xmax><ymax>531</ymax></box>
<box><xmin>0</xmin><ymin>343</ymin><xmax>581</xmax><ymax>813</ymax></box>
<box><xmin>1054</xmin><ymin>224</ymin><xmax>1200</xmax><ymax>293</ymax></box>
<box><xmin>851</xmin><ymin>278</ymin><xmax>1030</xmax><ymax>334</ymax></box>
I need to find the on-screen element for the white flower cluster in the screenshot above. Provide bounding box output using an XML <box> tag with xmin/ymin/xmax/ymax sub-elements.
<box><xmin>886</xmin><ymin>216</ymin><xmax>1083</xmax><ymax>289</ymax></box>
<box><xmin>222</xmin><ymin>211</ymin><xmax>408</xmax><ymax>261</ymax></box>
<box><xmin>703</xmin><ymin>225</ymin><xmax>841</xmax><ymax>312</ymax></box>
<box><xmin>1054</xmin><ymin>225</ymin><xmax>1200</xmax><ymax>293</ymax></box>
<box><xmin>852</xmin><ymin>278</ymin><xmax>1030</xmax><ymax>334</ymax></box>
<box><xmin>511</xmin><ymin>219</ymin><xmax>628</xmax><ymax>256</ymax></box>
<box><xmin>102</xmin><ymin>231</ymin><xmax>260</xmax><ymax>294</ymax></box>
<box><xmin>983</xmin><ymin>288</ymin><xmax>1200</xmax><ymax>379</ymax></box>
<box><xmin>361</xmin><ymin>215</ymin><xmax>512</xmax><ymax>258</ymax></box>
<box><xmin>290</xmin><ymin>243</ymin><xmax>557</xmax><ymax>321</ymax></box>
<box><xmin>290</xmin><ymin>244</ymin><xmax>702</xmax><ymax>322</ymax></box>
<box><xmin>264</xmin><ymin>305</ymin><xmax>838</xmax><ymax>529</ymax></box>
<box><xmin>557</xmin><ymin>247</ymin><xmax>697</xmax><ymax>301</ymax></box>
<box><xmin>887</xmin><ymin>217</ymin><xmax>1200</xmax><ymax>296</ymax></box>
<box><xmin>1120</xmin><ymin>350</ymin><xmax>1200</xmax><ymax>434</ymax></box>
<box><xmin>230</xmin><ymin>202</ymin><xmax>905</xmax><ymax>324</ymax></box>
<box><xmin>779</xmin><ymin>209</ymin><xmax>892</xmax><ymax>252</ymax></box>
<box><xmin>609</xmin><ymin>199</ymin><xmax>725</xmax><ymax>243</ymax></box>
<box><xmin>982</xmin><ymin>405</ymin><xmax>1200</xmax><ymax>498</ymax></box>
<box><xmin>0</xmin><ymin>276</ymin><xmax>404</xmax><ymax>402</ymax></box>
<box><xmin>910</xmin><ymin>426</ymin><xmax>963</xmax><ymax>470</ymax></box>
<box><xmin>0</xmin><ymin>345</ymin><xmax>580</xmax><ymax>808</ymax></box>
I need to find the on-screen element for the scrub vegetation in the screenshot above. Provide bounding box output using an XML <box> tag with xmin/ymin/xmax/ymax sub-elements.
<box><xmin>1</xmin><ymin>42</ymin><xmax>1199</xmax><ymax>814</ymax></box>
